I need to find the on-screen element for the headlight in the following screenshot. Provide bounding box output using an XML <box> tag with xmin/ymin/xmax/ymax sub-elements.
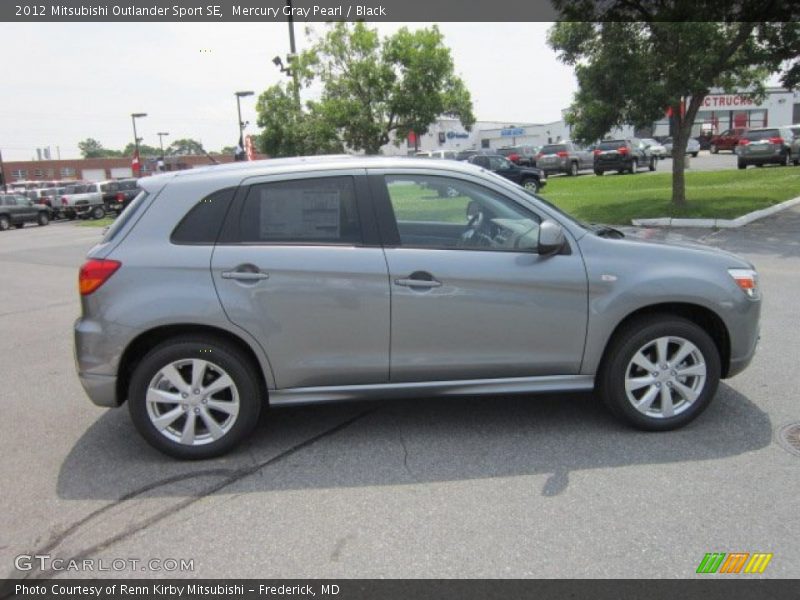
<box><xmin>728</xmin><ymin>268</ymin><xmax>759</xmax><ymax>298</ymax></box>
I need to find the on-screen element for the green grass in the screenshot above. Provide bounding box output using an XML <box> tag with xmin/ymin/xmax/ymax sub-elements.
<box><xmin>541</xmin><ymin>165</ymin><xmax>800</xmax><ymax>224</ymax></box>
<box><xmin>78</xmin><ymin>217</ymin><xmax>114</xmax><ymax>228</ymax></box>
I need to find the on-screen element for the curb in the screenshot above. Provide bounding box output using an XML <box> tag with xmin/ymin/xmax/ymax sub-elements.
<box><xmin>631</xmin><ymin>195</ymin><xmax>800</xmax><ymax>228</ymax></box>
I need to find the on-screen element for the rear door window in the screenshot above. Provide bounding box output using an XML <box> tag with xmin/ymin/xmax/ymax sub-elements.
<box><xmin>236</xmin><ymin>176</ymin><xmax>362</xmax><ymax>245</ymax></box>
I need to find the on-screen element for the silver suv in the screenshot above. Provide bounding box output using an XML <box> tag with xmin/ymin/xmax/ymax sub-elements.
<box><xmin>74</xmin><ymin>156</ymin><xmax>761</xmax><ymax>459</ymax></box>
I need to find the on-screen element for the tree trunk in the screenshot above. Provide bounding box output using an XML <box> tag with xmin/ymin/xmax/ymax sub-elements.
<box><xmin>670</xmin><ymin>95</ymin><xmax>705</xmax><ymax>208</ymax></box>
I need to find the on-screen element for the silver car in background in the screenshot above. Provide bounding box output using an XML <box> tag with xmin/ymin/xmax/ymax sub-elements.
<box><xmin>74</xmin><ymin>156</ymin><xmax>761</xmax><ymax>459</ymax></box>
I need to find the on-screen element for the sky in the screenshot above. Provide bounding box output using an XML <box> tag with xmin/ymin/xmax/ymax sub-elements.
<box><xmin>0</xmin><ymin>22</ymin><xmax>576</xmax><ymax>161</ymax></box>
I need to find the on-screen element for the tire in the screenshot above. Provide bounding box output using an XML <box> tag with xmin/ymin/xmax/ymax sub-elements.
<box><xmin>648</xmin><ymin>158</ymin><xmax>656</xmax><ymax>172</ymax></box>
<box><xmin>629</xmin><ymin>158</ymin><xmax>639</xmax><ymax>174</ymax></box>
<box><xmin>521</xmin><ymin>178</ymin><xmax>540</xmax><ymax>193</ymax></box>
<box><xmin>710</xmin><ymin>144</ymin><xmax>718</xmax><ymax>154</ymax></box>
<box><xmin>128</xmin><ymin>337</ymin><xmax>263</xmax><ymax>459</ymax></box>
<box><xmin>598</xmin><ymin>314</ymin><xmax>721</xmax><ymax>431</ymax></box>
<box><xmin>67</xmin><ymin>213</ymin><xmax>76</xmax><ymax>220</ymax></box>
<box><xmin>568</xmin><ymin>162</ymin><xmax>578</xmax><ymax>177</ymax></box>
<box><xmin>738</xmin><ymin>161</ymin><xmax>746</xmax><ymax>170</ymax></box>
<box><xmin>0</xmin><ymin>216</ymin><xmax>9</xmax><ymax>231</ymax></box>
<box><xmin>37</xmin><ymin>212</ymin><xmax>49</xmax><ymax>226</ymax></box>
<box><xmin>15</xmin><ymin>223</ymin><xmax>24</xmax><ymax>229</ymax></box>
<box><xmin>784</xmin><ymin>152</ymin><xmax>791</xmax><ymax>167</ymax></box>
<box><xmin>691</xmin><ymin>152</ymin><xmax>699</xmax><ymax>158</ymax></box>
<box><xmin>91</xmin><ymin>205</ymin><xmax>105</xmax><ymax>220</ymax></box>
<box><xmin>594</xmin><ymin>169</ymin><xmax>603</xmax><ymax>176</ymax></box>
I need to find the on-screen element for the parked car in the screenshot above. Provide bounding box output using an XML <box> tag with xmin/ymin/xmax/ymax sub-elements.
<box><xmin>736</xmin><ymin>126</ymin><xmax>795</xmax><ymax>169</ymax></box>
<box><xmin>536</xmin><ymin>142</ymin><xmax>594</xmax><ymax>176</ymax></box>
<box><xmin>455</xmin><ymin>149</ymin><xmax>496</xmax><ymax>162</ymax></box>
<box><xmin>790</xmin><ymin>126</ymin><xmax>800</xmax><ymax>166</ymax></box>
<box><xmin>0</xmin><ymin>194</ymin><xmax>50</xmax><ymax>230</ymax></box>
<box><xmin>102</xmin><ymin>179</ymin><xmax>140</xmax><ymax>214</ymax></box>
<box><xmin>74</xmin><ymin>156</ymin><xmax>761</xmax><ymax>459</ymax></box>
<box><xmin>662</xmin><ymin>137</ymin><xmax>700</xmax><ymax>157</ymax></box>
<box><xmin>593</xmin><ymin>139</ymin><xmax>656</xmax><ymax>175</ymax></box>
<box><xmin>415</xmin><ymin>150</ymin><xmax>458</xmax><ymax>160</ymax></box>
<box><xmin>640</xmin><ymin>138</ymin><xmax>667</xmax><ymax>159</ymax></box>
<box><xmin>468</xmin><ymin>154</ymin><xmax>547</xmax><ymax>192</ymax></box>
<box><xmin>60</xmin><ymin>182</ymin><xmax>106</xmax><ymax>220</ymax></box>
<box><xmin>497</xmin><ymin>145</ymin><xmax>539</xmax><ymax>167</ymax></box>
<box><xmin>709</xmin><ymin>128</ymin><xmax>748</xmax><ymax>154</ymax></box>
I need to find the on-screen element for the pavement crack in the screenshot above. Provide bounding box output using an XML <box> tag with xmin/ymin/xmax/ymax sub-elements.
<box><xmin>395</xmin><ymin>416</ymin><xmax>415</xmax><ymax>480</ymax></box>
<box><xmin>10</xmin><ymin>409</ymin><xmax>374</xmax><ymax>582</ymax></box>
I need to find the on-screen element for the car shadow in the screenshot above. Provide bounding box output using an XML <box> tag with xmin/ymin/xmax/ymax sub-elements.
<box><xmin>58</xmin><ymin>383</ymin><xmax>770</xmax><ymax>502</ymax></box>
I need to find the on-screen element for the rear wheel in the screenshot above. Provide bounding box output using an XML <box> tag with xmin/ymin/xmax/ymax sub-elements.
<box><xmin>594</xmin><ymin>169</ymin><xmax>603</xmax><ymax>176</ymax></box>
<box><xmin>629</xmin><ymin>158</ymin><xmax>639</xmax><ymax>174</ymax></box>
<box><xmin>37</xmin><ymin>212</ymin><xmax>49</xmax><ymax>226</ymax></box>
<box><xmin>691</xmin><ymin>152</ymin><xmax>699</xmax><ymax>158</ymax></box>
<box><xmin>91</xmin><ymin>205</ymin><xmax>105</xmax><ymax>220</ymax></box>
<box><xmin>710</xmin><ymin>144</ymin><xmax>718</xmax><ymax>154</ymax></box>
<box><xmin>521</xmin><ymin>178</ymin><xmax>540</xmax><ymax>193</ymax></box>
<box><xmin>784</xmin><ymin>152</ymin><xmax>792</xmax><ymax>167</ymax></box>
<box><xmin>598</xmin><ymin>315</ymin><xmax>720</xmax><ymax>431</ymax></box>
<box><xmin>128</xmin><ymin>337</ymin><xmax>263</xmax><ymax>459</ymax></box>
<box><xmin>14</xmin><ymin>223</ymin><xmax>24</xmax><ymax>229</ymax></box>
<box><xmin>738</xmin><ymin>161</ymin><xmax>746</xmax><ymax>170</ymax></box>
<box><xmin>568</xmin><ymin>162</ymin><xmax>579</xmax><ymax>176</ymax></box>
<box><xmin>0</xmin><ymin>216</ymin><xmax>9</xmax><ymax>231</ymax></box>
<box><xmin>648</xmin><ymin>158</ymin><xmax>656</xmax><ymax>172</ymax></box>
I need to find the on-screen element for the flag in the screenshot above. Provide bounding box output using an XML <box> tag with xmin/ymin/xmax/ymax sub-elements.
<box><xmin>245</xmin><ymin>135</ymin><xmax>255</xmax><ymax>161</ymax></box>
<box><xmin>234</xmin><ymin>135</ymin><xmax>246</xmax><ymax>161</ymax></box>
<box><xmin>131</xmin><ymin>150</ymin><xmax>141</xmax><ymax>175</ymax></box>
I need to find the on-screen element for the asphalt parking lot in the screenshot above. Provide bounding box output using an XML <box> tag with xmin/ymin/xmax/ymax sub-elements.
<box><xmin>1</xmin><ymin>208</ymin><xmax>798</xmax><ymax>579</ymax></box>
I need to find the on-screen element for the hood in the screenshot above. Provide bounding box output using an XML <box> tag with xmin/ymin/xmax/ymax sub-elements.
<box><xmin>609</xmin><ymin>226</ymin><xmax>753</xmax><ymax>268</ymax></box>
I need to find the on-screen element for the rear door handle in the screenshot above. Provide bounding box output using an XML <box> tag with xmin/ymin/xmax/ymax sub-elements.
<box><xmin>395</xmin><ymin>277</ymin><xmax>442</xmax><ymax>288</ymax></box>
<box><xmin>221</xmin><ymin>270</ymin><xmax>269</xmax><ymax>281</ymax></box>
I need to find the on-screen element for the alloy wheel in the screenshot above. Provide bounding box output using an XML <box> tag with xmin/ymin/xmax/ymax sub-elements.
<box><xmin>145</xmin><ymin>359</ymin><xmax>240</xmax><ymax>446</ymax></box>
<box><xmin>624</xmin><ymin>336</ymin><xmax>707</xmax><ymax>419</ymax></box>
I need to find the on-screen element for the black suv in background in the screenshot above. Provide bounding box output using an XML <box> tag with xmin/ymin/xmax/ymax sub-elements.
<box><xmin>593</xmin><ymin>139</ymin><xmax>656</xmax><ymax>175</ymax></box>
<box><xmin>468</xmin><ymin>154</ymin><xmax>547</xmax><ymax>192</ymax></box>
<box><xmin>0</xmin><ymin>194</ymin><xmax>50</xmax><ymax>230</ymax></box>
<box><xmin>102</xmin><ymin>179</ymin><xmax>140</xmax><ymax>214</ymax></box>
<box><xmin>497</xmin><ymin>145</ymin><xmax>539</xmax><ymax>167</ymax></box>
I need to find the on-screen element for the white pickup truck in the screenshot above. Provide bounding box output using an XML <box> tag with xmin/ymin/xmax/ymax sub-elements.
<box><xmin>59</xmin><ymin>182</ymin><xmax>107</xmax><ymax>220</ymax></box>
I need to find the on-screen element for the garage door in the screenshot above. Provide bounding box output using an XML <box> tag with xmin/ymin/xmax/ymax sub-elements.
<box><xmin>110</xmin><ymin>167</ymin><xmax>133</xmax><ymax>178</ymax></box>
<box><xmin>81</xmin><ymin>169</ymin><xmax>106</xmax><ymax>181</ymax></box>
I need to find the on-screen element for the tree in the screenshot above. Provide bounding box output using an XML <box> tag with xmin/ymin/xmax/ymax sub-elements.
<box><xmin>78</xmin><ymin>138</ymin><xmax>121</xmax><ymax>158</ymax></box>
<box><xmin>219</xmin><ymin>146</ymin><xmax>238</xmax><ymax>156</ymax></box>
<box><xmin>167</xmin><ymin>138</ymin><xmax>206</xmax><ymax>156</ymax></box>
<box><xmin>122</xmin><ymin>142</ymin><xmax>161</xmax><ymax>157</ymax></box>
<box><xmin>548</xmin><ymin>5</ymin><xmax>800</xmax><ymax>207</ymax></box>
<box><xmin>256</xmin><ymin>22</ymin><xmax>475</xmax><ymax>157</ymax></box>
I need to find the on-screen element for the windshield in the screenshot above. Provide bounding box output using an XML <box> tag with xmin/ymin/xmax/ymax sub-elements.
<box><xmin>65</xmin><ymin>184</ymin><xmax>87</xmax><ymax>193</ymax></box>
<box><xmin>743</xmin><ymin>129</ymin><xmax>780</xmax><ymax>140</ymax></box>
<box><xmin>541</xmin><ymin>144</ymin><xmax>567</xmax><ymax>154</ymax></box>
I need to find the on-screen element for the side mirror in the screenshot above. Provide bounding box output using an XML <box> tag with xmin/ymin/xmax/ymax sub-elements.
<box><xmin>537</xmin><ymin>220</ymin><xmax>566</xmax><ymax>256</ymax></box>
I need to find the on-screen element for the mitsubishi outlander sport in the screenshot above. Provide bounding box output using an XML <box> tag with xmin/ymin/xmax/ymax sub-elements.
<box><xmin>74</xmin><ymin>156</ymin><xmax>761</xmax><ymax>459</ymax></box>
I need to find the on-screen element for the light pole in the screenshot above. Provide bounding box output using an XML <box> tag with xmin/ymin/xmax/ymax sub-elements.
<box><xmin>235</xmin><ymin>91</ymin><xmax>254</xmax><ymax>160</ymax></box>
<box><xmin>131</xmin><ymin>112</ymin><xmax>147</xmax><ymax>174</ymax></box>
<box><xmin>157</xmin><ymin>132</ymin><xmax>169</xmax><ymax>156</ymax></box>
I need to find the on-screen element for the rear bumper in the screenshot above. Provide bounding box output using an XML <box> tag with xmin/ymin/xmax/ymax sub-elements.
<box><xmin>78</xmin><ymin>372</ymin><xmax>118</xmax><ymax>407</ymax></box>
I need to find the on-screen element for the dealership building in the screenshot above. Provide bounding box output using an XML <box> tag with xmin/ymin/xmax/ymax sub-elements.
<box><xmin>383</xmin><ymin>87</ymin><xmax>800</xmax><ymax>155</ymax></box>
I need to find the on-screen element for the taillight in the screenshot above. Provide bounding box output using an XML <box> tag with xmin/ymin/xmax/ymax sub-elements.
<box><xmin>556</xmin><ymin>151</ymin><xmax>568</xmax><ymax>158</ymax></box>
<box><xmin>536</xmin><ymin>152</ymin><xmax>543</xmax><ymax>159</ymax></box>
<box><xmin>618</xmin><ymin>147</ymin><xmax>629</xmax><ymax>154</ymax></box>
<box><xmin>116</xmin><ymin>192</ymin><xmax>124</xmax><ymax>201</ymax></box>
<box><xmin>61</xmin><ymin>196</ymin><xmax>68</xmax><ymax>205</ymax></box>
<box><xmin>509</xmin><ymin>153</ymin><xmax>519</xmax><ymax>162</ymax></box>
<box><xmin>593</xmin><ymin>149</ymin><xmax>601</xmax><ymax>156</ymax></box>
<box><xmin>79</xmin><ymin>259</ymin><xmax>121</xmax><ymax>295</ymax></box>
<box><xmin>769</xmin><ymin>137</ymin><xmax>784</xmax><ymax>144</ymax></box>
<box><xmin>738</xmin><ymin>139</ymin><xmax>750</xmax><ymax>145</ymax></box>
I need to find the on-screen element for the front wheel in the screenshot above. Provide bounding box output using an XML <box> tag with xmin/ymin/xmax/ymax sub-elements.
<box><xmin>691</xmin><ymin>152</ymin><xmax>699</xmax><ymax>158</ymax></box>
<box><xmin>37</xmin><ymin>212</ymin><xmax>49</xmax><ymax>226</ymax></box>
<box><xmin>568</xmin><ymin>162</ymin><xmax>578</xmax><ymax>176</ymax></box>
<box><xmin>738</xmin><ymin>161</ymin><xmax>746</xmax><ymax>170</ymax></box>
<box><xmin>0</xmin><ymin>216</ymin><xmax>9</xmax><ymax>231</ymax></box>
<box><xmin>594</xmin><ymin>169</ymin><xmax>603</xmax><ymax>176</ymax></box>
<box><xmin>629</xmin><ymin>158</ymin><xmax>639</xmax><ymax>174</ymax></box>
<box><xmin>783</xmin><ymin>152</ymin><xmax>792</xmax><ymax>167</ymax></box>
<box><xmin>91</xmin><ymin>205</ymin><xmax>105</xmax><ymax>220</ymax></box>
<box><xmin>128</xmin><ymin>337</ymin><xmax>263</xmax><ymax>459</ymax></box>
<box><xmin>598</xmin><ymin>315</ymin><xmax>720</xmax><ymax>431</ymax></box>
<box><xmin>710</xmin><ymin>144</ymin><xmax>718</xmax><ymax>154</ymax></box>
<box><xmin>649</xmin><ymin>158</ymin><xmax>656</xmax><ymax>172</ymax></box>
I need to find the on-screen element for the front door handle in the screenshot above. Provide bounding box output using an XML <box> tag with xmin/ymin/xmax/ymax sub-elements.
<box><xmin>221</xmin><ymin>270</ymin><xmax>269</xmax><ymax>281</ymax></box>
<box><xmin>395</xmin><ymin>274</ymin><xmax>442</xmax><ymax>289</ymax></box>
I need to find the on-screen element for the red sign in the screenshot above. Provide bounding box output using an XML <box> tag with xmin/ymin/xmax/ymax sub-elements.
<box><xmin>244</xmin><ymin>135</ymin><xmax>256</xmax><ymax>161</ymax></box>
<box><xmin>702</xmin><ymin>95</ymin><xmax>756</xmax><ymax>108</ymax></box>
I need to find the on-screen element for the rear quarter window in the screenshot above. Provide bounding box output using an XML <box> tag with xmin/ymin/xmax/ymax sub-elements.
<box><xmin>170</xmin><ymin>188</ymin><xmax>236</xmax><ymax>244</ymax></box>
<box><xmin>102</xmin><ymin>191</ymin><xmax>150</xmax><ymax>243</ymax></box>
